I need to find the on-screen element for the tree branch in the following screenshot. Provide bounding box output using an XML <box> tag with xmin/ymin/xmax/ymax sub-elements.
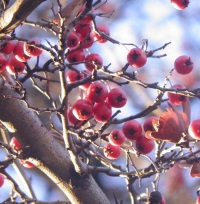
<box><xmin>0</xmin><ymin>78</ymin><xmax>109</xmax><ymax>204</ymax></box>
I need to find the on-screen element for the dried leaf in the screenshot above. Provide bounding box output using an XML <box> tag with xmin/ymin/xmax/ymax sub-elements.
<box><xmin>190</xmin><ymin>163</ymin><xmax>200</xmax><ymax>177</ymax></box>
<box><xmin>145</xmin><ymin>107</ymin><xmax>188</xmax><ymax>143</ymax></box>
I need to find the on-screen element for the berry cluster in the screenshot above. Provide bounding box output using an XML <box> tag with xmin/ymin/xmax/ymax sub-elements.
<box><xmin>0</xmin><ymin>37</ymin><xmax>42</xmax><ymax>75</ymax></box>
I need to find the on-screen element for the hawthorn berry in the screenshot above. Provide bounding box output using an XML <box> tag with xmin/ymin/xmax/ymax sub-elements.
<box><xmin>135</xmin><ymin>135</ymin><xmax>155</xmax><ymax>154</ymax></box>
<box><xmin>10</xmin><ymin>137</ymin><xmax>22</xmax><ymax>150</ymax></box>
<box><xmin>0</xmin><ymin>174</ymin><xmax>5</xmax><ymax>188</ymax></box>
<box><xmin>108</xmin><ymin>129</ymin><xmax>125</xmax><ymax>146</ymax></box>
<box><xmin>86</xmin><ymin>81</ymin><xmax>108</xmax><ymax>103</ymax></box>
<box><xmin>66</xmin><ymin>31</ymin><xmax>80</xmax><ymax>49</ymax></box>
<box><xmin>75</xmin><ymin>23</ymin><xmax>92</xmax><ymax>39</ymax></box>
<box><xmin>188</xmin><ymin>119</ymin><xmax>200</xmax><ymax>140</ymax></box>
<box><xmin>93</xmin><ymin>24</ymin><xmax>110</xmax><ymax>43</ymax></box>
<box><xmin>6</xmin><ymin>54</ymin><xmax>26</xmax><ymax>75</ymax></box>
<box><xmin>167</xmin><ymin>84</ymin><xmax>188</xmax><ymax>105</ymax></box>
<box><xmin>0</xmin><ymin>53</ymin><xmax>7</xmax><ymax>73</ymax></box>
<box><xmin>85</xmin><ymin>53</ymin><xmax>103</xmax><ymax>71</ymax></box>
<box><xmin>93</xmin><ymin>102</ymin><xmax>112</xmax><ymax>123</ymax></box>
<box><xmin>122</xmin><ymin>120</ymin><xmax>142</xmax><ymax>140</ymax></box>
<box><xmin>66</xmin><ymin>108</ymin><xmax>83</xmax><ymax>127</ymax></box>
<box><xmin>0</xmin><ymin>39</ymin><xmax>15</xmax><ymax>54</ymax></box>
<box><xmin>174</xmin><ymin>55</ymin><xmax>193</xmax><ymax>75</ymax></box>
<box><xmin>171</xmin><ymin>0</ymin><xmax>190</xmax><ymax>10</ymax></box>
<box><xmin>20</xmin><ymin>160</ymin><xmax>35</xmax><ymax>168</ymax></box>
<box><xmin>66</xmin><ymin>49</ymin><xmax>85</xmax><ymax>63</ymax></box>
<box><xmin>107</xmin><ymin>87</ymin><xmax>127</xmax><ymax>108</ymax></box>
<box><xmin>66</xmin><ymin>70</ymin><xmax>84</xmax><ymax>83</ymax></box>
<box><xmin>72</xmin><ymin>99</ymin><xmax>93</xmax><ymax>121</ymax></box>
<box><xmin>143</xmin><ymin>116</ymin><xmax>159</xmax><ymax>132</ymax></box>
<box><xmin>103</xmin><ymin>143</ymin><xmax>121</xmax><ymax>160</ymax></box>
<box><xmin>24</xmin><ymin>38</ymin><xmax>43</xmax><ymax>57</ymax></box>
<box><xmin>13</xmin><ymin>42</ymin><xmax>31</xmax><ymax>62</ymax></box>
<box><xmin>196</xmin><ymin>196</ymin><xmax>200</xmax><ymax>204</ymax></box>
<box><xmin>79</xmin><ymin>33</ymin><xmax>94</xmax><ymax>49</ymax></box>
<box><xmin>127</xmin><ymin>47</ymin><xmax>147</xmax><ymax>68</ymax></box>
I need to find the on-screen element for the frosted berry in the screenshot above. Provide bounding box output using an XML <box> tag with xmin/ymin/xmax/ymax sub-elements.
<box><xmin>103</xmin><ymin>143</ymin><xmax>121</xmax><ymax>159</ymax></box>
<box><xmin>93</xmin><ymin>102</ymin><xmax>112</xmax><ymax>122</ymax></box>
<box><xmin>72</xmin><ymin>99</ymin><xmax>93</xmax><ymax>121</ymax></box>
<box><xmin>127</xmin><ymin>47</ymin><xmax>147</xmax><ymax>68</ymax></box>
<box><xmin>24</xmin><ymin>38</ymin><xmax>43</xmax><ymax>57</ymax></box>
<box><xmin>135</xmin><ymin>135</ymin><xmax>155</xmax><ymax>154</ymax></box>
<box><xmin>107</xmin><ymin>87</ymin><xmax>127</xmax><ymax>108</ymax></box>
<box><xmin>85</xmin><ymin>53</ymin><xmax>103</xmax><ymax>71</ymax></box>
<box><xmin>10</xmin><ymin>137</ymin><xmax>21</xmax><ymax>150</ymax></box>
<box><xmin>167</xmin><ymin>84</ymin><xmax>188</xmax><ymax>105</ymax></box>
<box><xmin>86</xmin><ymin>81</ymin><xmax>108</xmax><ymax>103</ymax></box>
<box><xmin>108</xmin><ymin>129</ymin><xmax>125</xmax><ymax>146</ymax></box>
<box><xmin>171</xmin><ymin>0</ymin><xmax>189</xmax><ymax>10</ymax></box>
<box><xmin>174</xmin><ymin>55</ymin><xmax>193</xmax><ymax>75</ymax></box>
<box><xmin>122</xmin><ymin>120</ymin><xmax>142</xmax><ymax>140</ymax></box>
<box><xmin>188</xmin><ymin>119</ymin><xmax>200</xmax><ymax>140</ymax></box>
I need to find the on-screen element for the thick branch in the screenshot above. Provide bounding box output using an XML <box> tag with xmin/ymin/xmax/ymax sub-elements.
<box><xmin>0</xmin><ymin>78</ymin><xmax>109</xmax><ymax>204</ymax></box>
<box><xmin>0</xmin><ymin>0</ymin><xmax>46</xmax><ymax>37</ymax></box>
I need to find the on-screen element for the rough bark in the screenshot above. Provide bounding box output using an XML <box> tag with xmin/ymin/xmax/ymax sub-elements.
<box><xmin>0</xmin><ymin>0</ymin><xmax>46</xmax><ymax>37</ymax></box>
<box><xmin>0</xmin><ymin>78</ymin><xmax>110</xmax><ymax>204</ymax></box>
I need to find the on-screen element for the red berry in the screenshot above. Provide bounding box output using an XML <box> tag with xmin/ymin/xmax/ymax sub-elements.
<box><xmin>86</xmin><ymin>81</ymin><xmax>108</xmax><ymax>103</ymax></box>
<box><xmin>127</xmin><ymin>47</ymin><xmax>147</xmax><ymax>68</ymax></box>
<box><xmin>0</xmin><ymin>174</ymin><xmax>5</xmax><ymax>187</ymax></box>
<box><xmin>6</xmin><ymin>55</ymin><xmax>26</xmax><ymax>75</ymax></box>
<box><xmin>79</xmin><ymin>33</ymin><xmax>94</xmax><ymax>49</ymax></box>
<box><xmin>167</xmin><ymin>84</ymin><xmax>188</xmax><ymax>105</ymax></box>
<box><xmin>0</xmin><ymin>39</ymin><xmax>15</xmax><ymax>54</ymax></box>
<box><xmin>93</xmin><ymin>102</ymin><xmax>112</xmax><ymax>123</ymax></box>
<box><xmin>79</xmin><ymin>69</ymin><xmax>92</xmax><ymax>91</ymax></box>
<box><xmin>66</xmin><ymin>70</ymin><xmax>84</xmax><ymax>83</ymax></box>
<box><xmin>67</xmin><ymin>108</ymin><xmax>83</xmax><ymax>127</ymax></box>
<box><xmin>108</xmin><ymin>129</ymin><xmax>125</xmax><ymax>146</ymax></box>
<box><xmin>13</xmin><ymin>42</ymin><xmax>31</xmax><ymax>62</ymax></box>
<box><xmin>174</xmin><ymin>55</ymin><xmax>193</xmax><ymax>75</ymax></box>
<box><xmin>93</xmin><ymin>24</ymin><xmax>110</xmax><ymax>43</ymax></box>
<box><xmin>72</xmin><ymin>99</ymin><xmax>93</xmax><ymax>121</ymax></box>
<box><xmin>135</xmin><ymin>135</ymin><xmax>155</xmax><ymax>154</ymax></box>
<box><xmin>103</xmin><ymin>143</ymin><xmax>121</xmax><ymax>159</ymax></box>
<box><xmin>19</xmin><ymin>160</ymin><xmax>35</xmax><ymax>168</ymax></box>
<box><xmin>24</xmin><ymin>38</ymin><xmax>43</xmax><ymax>57</ymax></box>
<box><xmin>67</xmin><ymin>31</ymin><xmax>80</xmax><ymax>49</ymax></box>
<box><xmin>188</xmin><ymin>119</ymin><xmax>200</xmax><ymax>140</ymax></box>
<box><xmin>196</xmin><ymin>196</ymin><xmax>200</xmax><ymax>204</ymax></box>
<box><xmin>122</xmin><ymin>120</ymin><xmax>142</xmax><ymax>141</ymax></box>
<box><xmin>143</xmin><ymin>116</ymin><xmax>159</xmax><ymax>132</ymax></box>
<box><xmin>0</xmin><ymin>53</ymin><xmax>7</xmax><ymax>73</ymax></box>
<box><xmin>75</xmin><ymin>23</ymin><xmax>92</xmax><ymax>39</ymax></box>
<box><xmin>107</xmin><ymin>87</ymin><xmax>127</xmax><ymax>108</ymax></box>
<box><xmin>10</xmin><ymin>137</ymin><xmax>21</xmax><ymax>150</ymax></box>
<box><xmin>85</xmin><ymin>53</ymin><xmax>103</xmax><ymax>71</ymax></box>
<box><xmin>171</xmin><ymin>0</ymin><xmax>189</xmax><ymax>10</ymax></box>
<box><xmin>66</xmin><ymin>49</ymin><xmax>85</xmax><ymax>63</ymax></box>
